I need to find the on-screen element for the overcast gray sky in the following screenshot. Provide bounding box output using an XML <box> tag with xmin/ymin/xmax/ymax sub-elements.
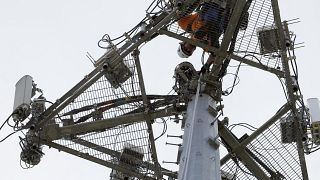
<box><xmin>0</xmin><ymin>0</ymin><xmax>319</xmax><ymax>179</ymax></box>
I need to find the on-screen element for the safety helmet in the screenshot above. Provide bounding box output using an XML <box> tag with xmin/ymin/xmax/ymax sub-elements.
<box><xmin>177</xmin><ymin>42</ymin><xmax>195</xmax><ymax>58</ymax></box>
<box><xmin>177</xmin><ymin>43</ymin><xmax>190</xmax><ymax>58</ymax></box>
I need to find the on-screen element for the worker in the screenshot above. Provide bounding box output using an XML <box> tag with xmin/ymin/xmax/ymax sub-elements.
<box><xmin>177</xmin><ymin>0</ymin><xmax>247</xmax><ymax>73</ymax></box>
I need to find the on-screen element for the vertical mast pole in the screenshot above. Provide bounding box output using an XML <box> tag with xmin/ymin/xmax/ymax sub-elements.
<box><xmin>178</xmin><ymin>79</ymin><xmax>221</xmax><ymax>180</ymax></box>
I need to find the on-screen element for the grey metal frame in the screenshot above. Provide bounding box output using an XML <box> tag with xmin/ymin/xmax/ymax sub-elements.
<box><xmin>42</xmin><ymin>106</ymin><xmax>181</xmax><ymax>141</ymax></box>
<box><xmin>271</xmin><ymin>0</ymin><xmax>309</xmax><ymax>179</ymax></box>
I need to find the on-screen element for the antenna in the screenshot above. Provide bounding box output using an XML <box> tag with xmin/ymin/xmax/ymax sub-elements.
<box><xmin>12</xmin><ymin>75</ymin><xmax>33</xmax><ymax>122</ymax></box>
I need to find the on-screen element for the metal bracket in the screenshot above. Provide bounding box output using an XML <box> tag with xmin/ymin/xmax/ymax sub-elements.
<box><xmin>208</xmin><ymin>136</ymin><xmax>220</xmax><ymax>149</ymax></box>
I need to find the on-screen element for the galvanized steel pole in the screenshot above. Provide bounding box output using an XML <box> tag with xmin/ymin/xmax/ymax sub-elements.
<box><xmin>178</xmin><ymin>80</ymin><xmax>221</xmax><ymax>180</ymax></box>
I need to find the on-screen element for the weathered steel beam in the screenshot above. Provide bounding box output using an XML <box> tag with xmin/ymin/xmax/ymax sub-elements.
<box><xmin>42</xmin><ymin>106</ymin><xmax>180</xmax><ymax>141</ymax></box>
<box><xmin>159</xmin><ymin>29</ymin><xmax>285</xmax><ymax>77</ymax></box>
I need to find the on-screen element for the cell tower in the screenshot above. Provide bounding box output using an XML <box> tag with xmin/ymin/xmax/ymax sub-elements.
<box><xmin>2</xmin><ymin>0</ymin><xmax>319</xmax><ymax>179</ymax></box>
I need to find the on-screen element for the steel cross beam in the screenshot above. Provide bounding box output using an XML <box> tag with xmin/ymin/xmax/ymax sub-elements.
<box><xmin>219</xmin><ymin>123</ymin><xmax>270</xmax><ymax>180</ymax></box>
<box><xmin>37</xmin><ymin>9</ymin><xmax>178</xmax><ymax>129</ymax></box>
<box><xmin>208</xmin><ymin>0</ymin><xmax>247</xmax><ymax>79</ymax></box>
<box><xmin>271</xmin><ymin>0</ymin><xmax>309</xmax><ymax>179</ymax></box>
<box><xmin>145</xmin><ymin>120</ymin><xmax>162</xmax><ymax>179</ymax></box>
<box><xmin>159</xmin><ymin>29</ymin><xmax>285</xmax><ymax>77</ymax></box>
<box><xmin>42</xmin><ymin>106</ymin><xmax>181</xmax><ymax>141</ymax></box>
<box><xmin>70</xmin><ymin>139</ymin><xmax>177</xmax><ymax>179</ymax></box>
<box><xmin>220</xmin><ymin>102</ymin><xmax>291</xmax><ymax>165</ymax></box>
<box><xmin>41</xmin><ymin>140</ymin><xmax>157</xmax><ymax>180</ymax></box>
<box><xmin>133</xmin><ymin>50</ymin><xmax>148</xmax><ymax>107</ymax></box>
<box><xmin>132</xmin><ymin>50</ymin><xmax>162</xmax><ymax>179</ymax></box>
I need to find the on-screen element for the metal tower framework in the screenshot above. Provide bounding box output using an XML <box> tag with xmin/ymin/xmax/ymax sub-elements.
<box><xmin>6</xmin><ymin>0</ymin><xmax>312</xmax><ymax>179</ymax></box>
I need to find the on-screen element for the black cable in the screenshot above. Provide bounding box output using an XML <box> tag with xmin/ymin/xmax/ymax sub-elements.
<box><xmin>0</xmin><ymin>114</ymin><xmax>24</xmax><ymax>143</ymax></box>
<box><xmin>146</xmin><ymin>0</ymin><xmax>158</xmax><ymax>12</ymax></box>
<box><xmin>13</xmin><ymin>121</ymin><xmax>22</xmax><ymax>132</ymax></box>
<box><xmin>6</xmin><ymin>118</ymin><xmax>16</xmax><ymax>128</ymax></box>
<box><xmin>251</xmin><ymin>145</ymin><xmax>286</xmax><ymax>151</ymax></box>
<box><xmin>118</xmin><ymin>85</ymin><xmax>143</xmax><ymax>108</ymax></box>
<box><xmin>277</xmin><ymin>76</ymin><xmax>289</xmax><ymax>101</ymax></box>
<box><xmin>297</xmin><ymin>95</ymin><xmax>308</xmax><ymax>125</ymax></box>
<box><xmin>309</xmin><ymin>146</ymin><xmax>320</xmax><ymax>154</ymax></box>
<box><xmin>98</xmin><ymin>20</ymin><xmax>143</xmax><ymax>48</ymax></box>
<box><xmin>156</xmin><ymin>0</ymin><xmax>165</xmax><ymax>10</ymax></box>
<box><xmin>35</xmin><ymin>99</ymin><xmax>64</xmax><ymax>122</ymax></box>
<box><xmin>223</xmin><ymin>53</ymin><xmax>264</xmax><ymax>96</ymax></box>
<box><xmin>230</xmin><ymin>123</ymin><xmax>257</xmax><ymax>130</ymax></box>
<box><xmin>242</xmin><ymin>54</ymin><xmax>264</xmax><ymax>67</ymax></box>
<box><xmin>227</xmin><ymin>63</ymin><xmax>249</xmax><ymax>68</ymax></box>
<box><xmin>117</xmin><ymin>17</ymin><xmax>148</xmax><ymax>40</ymax></box>
<box><xmin>147</xmin><ymin>0</ymin><xmax>166</xmax><ymax>13</ymax></box>
<box><xmin>234</xmin><ymin>158</ymin><xmax>254</xmax><ymax>176</ymax></box>
<box><xmin>0</xmin><ymin>114</ymin><xmax>12</xmax><ymax>131</ymax></box>
<box><xmin>99</xmin><ymin>0</ymin><xmax>171</xmax><ymax>49</ymax></box>
<box><xmin>251</xmin><ymin>147</ymin><xmax>277</xmax><ymax>169</ymax></box>
<box><xmin>98</xmin><ymin>34</ymin><xmax>113</xmax><ymax>49</ymax></box>
<box><xmin>154</xmin><ymin>117</ymin><xmax>168</xmax><ymax>141</ymax></box>
<box><xmin>223</xmin><ymin>65</ymin><xmax>241</xmax><ymax>96</ymax></box>
<box><xmin>229</xmin><ymin>123</ymin><xmax>257</xmax><ymax>132</ymax></box>
<box><xmin>234</xmin><ymin>50</ymin><xmax>261</xmax><ymax>55</ymax></box>
<box><xmin>0</xmin><ymin>131</ymin><xmax>18</xmax><ymax>143</ymax></box>
<box><xmin>19</xmin><ymin>137</ymin><xmax>27</xmax><ymax>150</ymax></box>
<box><xmin>20</xmin><ymin>159</ymin><xmax>31</xmax><ymax>169</ymax></box>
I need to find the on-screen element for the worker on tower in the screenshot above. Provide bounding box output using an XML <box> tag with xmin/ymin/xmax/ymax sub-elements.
<box><xmin>177</xmin><ymin>0</ymin><xmax>248</xmax><ymax>73</ymax></box>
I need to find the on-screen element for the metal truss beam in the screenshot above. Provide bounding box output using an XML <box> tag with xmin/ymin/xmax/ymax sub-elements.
<box><xmin>159</xmin><ymin>29</ymin><xmax>285</xmax><ymax>77</ymax></box>
<box><xmin>42</xmin><ymin>106</ymin><xmax>181</xmax><ymax>141</ymax></box>
<box><xmin>271</xmin><ymin>0</ymin><xmax>309</xmax><ymax>179</ymax></box>
<box><xmin>220</xmin><ymin>102</ymin><xmax>291</xmax><ymax>165</ymax></box>
<box><xmin>219</xmin><ymin>123</ymin><xmax>270</xmax><ymax>180</ymax></box>
<box><xmin>41</xmin><ymin>140</ymin><xmax>157</xmax><ymax>180</ymax></box>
